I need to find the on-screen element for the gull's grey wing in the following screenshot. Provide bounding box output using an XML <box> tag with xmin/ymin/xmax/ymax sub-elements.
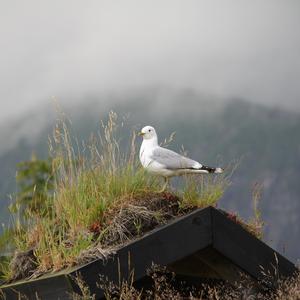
<box><xmin>151</xmin><ymin>147</ymin><xmax>200</xmax><ymax>170</ymax></box>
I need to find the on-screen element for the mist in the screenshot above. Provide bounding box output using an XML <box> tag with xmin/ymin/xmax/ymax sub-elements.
<box><xmin>1</xmin><ymin>0</ymin><xmax>300</xmax><ymax>123</ymax></box>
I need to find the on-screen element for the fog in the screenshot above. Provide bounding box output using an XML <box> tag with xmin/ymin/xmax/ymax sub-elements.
<box><xmin>1</xmin><ymin>0</ymin><xmax>300</xmax><ymax>122</ymax></box>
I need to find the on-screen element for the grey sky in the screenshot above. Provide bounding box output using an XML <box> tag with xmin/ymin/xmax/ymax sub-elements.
<box><xmin>1</xmin><ymin>0</ymin><xmax>300</xmax><ymax>122</ymax></box>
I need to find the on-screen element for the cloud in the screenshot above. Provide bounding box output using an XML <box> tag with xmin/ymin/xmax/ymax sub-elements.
<box><xmin>0</xmin><ymin>0</ymin><xmax>300</xmax><ymax>122</ymax></box>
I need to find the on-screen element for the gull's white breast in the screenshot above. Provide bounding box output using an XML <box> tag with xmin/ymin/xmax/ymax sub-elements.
<box><xmin>139</xmin><ymin>144</ymin><xmax>173</xmax><ymax>176</ymax></box>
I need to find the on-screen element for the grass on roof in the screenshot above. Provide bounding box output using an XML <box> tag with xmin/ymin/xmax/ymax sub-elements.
<box><xmin>0</xmin><ymin>112</ymin><xmax>240</xmax><ymax>283</ymax></box>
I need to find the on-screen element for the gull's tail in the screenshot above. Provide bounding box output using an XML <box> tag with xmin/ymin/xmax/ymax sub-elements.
<box><xmin>199</xmin><ymin>165</ymin><xmax>224</xmax><ymax>174</ymax></box>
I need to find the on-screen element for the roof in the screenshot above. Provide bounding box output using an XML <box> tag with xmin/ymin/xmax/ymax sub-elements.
<box><xmin>1</xmin><ymin>206</ymin><xmax>297</xmax><ymax>300</ymax></box>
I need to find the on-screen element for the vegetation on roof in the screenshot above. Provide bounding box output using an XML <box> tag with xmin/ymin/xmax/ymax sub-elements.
<box><xmin>0</xmin><ymin>112</ymin><xmax>262</xmax><ymax>285</ymax></box>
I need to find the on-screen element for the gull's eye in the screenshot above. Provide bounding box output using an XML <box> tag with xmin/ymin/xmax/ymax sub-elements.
<box><xmin>148</xmin><ymin>129</ymin><xmax>151</xmax><ymax>132</ymax></box>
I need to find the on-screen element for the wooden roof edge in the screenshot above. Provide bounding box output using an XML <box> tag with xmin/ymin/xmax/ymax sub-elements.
<box><xmin>210</xmin><ymin>207</ymin><xmax>298</xmax><ymax>280</ymax></box>
<box><xmin>1</xmin><ymin>206</ymin><xmax>298</xmax><ymax>300</ymax></box>
<box><xmin>0</xmin><ymin>207</ymin><xmax>214</xmax><ymax>299</ymax></box>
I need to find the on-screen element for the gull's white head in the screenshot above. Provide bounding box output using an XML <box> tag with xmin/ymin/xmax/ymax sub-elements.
<box><xmin>139</xmin><ymin>126</ymin><xmax>157</xmax><ymax>140</ymax></box>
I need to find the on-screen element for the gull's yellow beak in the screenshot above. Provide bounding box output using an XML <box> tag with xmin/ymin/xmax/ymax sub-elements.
<box><xmin>138</xmin><ymin>131</ymin><xmax>145</xmax><ymax>136</ymax></box>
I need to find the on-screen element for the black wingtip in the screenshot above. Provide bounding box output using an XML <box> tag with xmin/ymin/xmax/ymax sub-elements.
<box><xmin>200</xmin><ymin>165</ymin><xmax>223</xmax><ymax>174</ymax></box>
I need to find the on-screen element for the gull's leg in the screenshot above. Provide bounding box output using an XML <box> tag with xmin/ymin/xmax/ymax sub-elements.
<box><xmin>159</xmin><ymin>177</ymin><xmax>169</xmax><ymax>193</ymax></box>
<box><xmin>164</xmin><ymin>177</ymin><xmax>169</xmax><ymax>191</ymax></box>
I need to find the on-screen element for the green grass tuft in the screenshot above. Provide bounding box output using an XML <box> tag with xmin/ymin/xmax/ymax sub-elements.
<box><xmin>180</xmin><ymin>174</ymin><xmax>229</xmax><ymax>209</ymax></box>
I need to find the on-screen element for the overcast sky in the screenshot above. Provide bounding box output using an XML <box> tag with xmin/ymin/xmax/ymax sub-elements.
<box><xmin>1</xmin><ymin>0</ymin><xmax>300</xmax><ymax>122</ymax></box>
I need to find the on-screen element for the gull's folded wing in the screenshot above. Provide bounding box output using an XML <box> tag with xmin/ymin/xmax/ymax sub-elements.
<box><xmin>151</xmin><ymin>147</ymin><xmax>201</xmax><ymax>170</ymax></box>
